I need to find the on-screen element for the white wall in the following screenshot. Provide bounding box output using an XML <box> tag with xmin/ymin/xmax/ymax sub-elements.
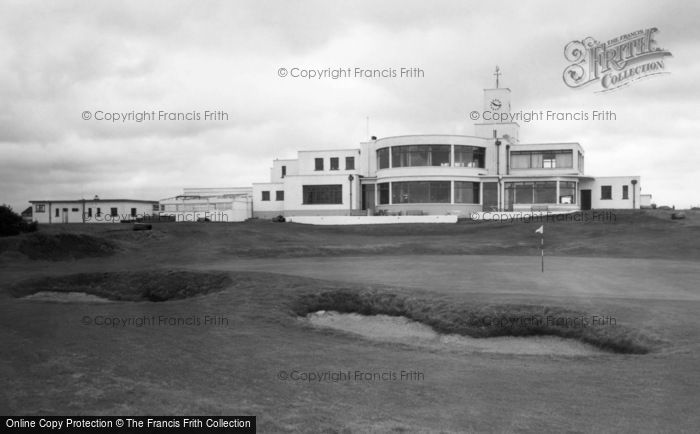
<box><xmin>286</xmin><ymin>215</ymin><xmax>458</xmax><ymax>225</ymax></box>
<box><xmin>252</xmin><ymin>182</ymin><xmax>284</xmax><ymax>215</ymax></box>
<box><xmin>580</xmin><ymin>176</ymin><xmax>641</xmax><ymax>209</ymax></box>
<box><xmin>30</xmin><ymin>201</ymin><xmax>158</xmax><ymax>223</ymax></box>
<box><xmin>281</xmin><ymin>174</ymin><xmax>359</xmax><ymax>214</ymax></box>
<box><xmin>270</xmin><ymin>159</ymin><xmax>299</xmax><ymax>183</ymax></box>
<box><xmin>297</xmin><ymin>149</ymin><xmax>360</xmax><ymax>175</ymax></box>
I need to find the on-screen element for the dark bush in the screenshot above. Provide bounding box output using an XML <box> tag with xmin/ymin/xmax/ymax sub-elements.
<box><xmin>0</xmin><ymin>205</ymin><xmax>38</xmax><ymax>237</ymax></box>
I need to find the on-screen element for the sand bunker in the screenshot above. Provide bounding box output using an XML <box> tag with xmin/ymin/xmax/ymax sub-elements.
<box><xmin>23</xmin><ymin>291</ymin><xmax>112</xmax><ymax>303</ymax></box>
<box><xmin>307</xmin><ymin>311</ymin><xmax>606</xmax><ymax>356</ymax></box>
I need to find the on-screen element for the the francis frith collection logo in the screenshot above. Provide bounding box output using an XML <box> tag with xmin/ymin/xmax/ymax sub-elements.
<box><xmin>563</xmin><ymin>27</ymin><xmax>672</xmax><ymax>92</ymax></box>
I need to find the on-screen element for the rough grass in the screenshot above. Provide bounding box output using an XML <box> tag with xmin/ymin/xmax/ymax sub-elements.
<box><xmin>292</xmin><ymin>289</ymin><xmax>656</xmax><ymax>354</ymax></box>
<box><xmin>9</xmin><ymin>270</ymin><xmax>233</xmax><ymax>302</ymax></box>
<box><xmin>0</xmin><ymin>232</ymin><xmax>119</xmax><ymax>260</ymax></box>
<box><xmin>3</xmin><ymin>210</ymin><xmax>700</xmax><ymax>263</ymax></box>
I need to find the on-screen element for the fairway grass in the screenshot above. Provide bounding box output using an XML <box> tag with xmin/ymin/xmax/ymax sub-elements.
<box><xmin>1</xmin><ymin>216</ymin><xmax>699</xmax><ymax>432</ymax></box>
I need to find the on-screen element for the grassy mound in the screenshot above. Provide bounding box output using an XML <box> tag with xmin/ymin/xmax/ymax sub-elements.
<box><xmin>10</xmin><ymin>232</ymin><xmax>119</xmax><ymax>260</ymax></box>
<box><xmin>293</xmin><ymin>289</ymin><xmax>655</xmax><ymax>354</ymax></box>
<box><xmin>10</xmin><ymin>270</ymin><xmax>233</xmax><ymax>301</ymax></box>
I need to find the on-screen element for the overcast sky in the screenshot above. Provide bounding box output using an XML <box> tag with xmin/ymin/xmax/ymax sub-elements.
<box><xmin>1</xmin><ymin>0</ymin><xmax>699</xmax><ymax>211</ymax></box>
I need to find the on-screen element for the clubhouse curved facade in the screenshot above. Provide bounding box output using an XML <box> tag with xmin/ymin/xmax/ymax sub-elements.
<box><xmin>252</xmin><ymin>86</ymin><xmax>641</xmax><ymax>218</ymax></box>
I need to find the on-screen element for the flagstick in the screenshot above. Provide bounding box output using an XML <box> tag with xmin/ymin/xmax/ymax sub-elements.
<box><xmin>541</xmin><ymin>234</ymin><xmax>544</xmax><ymax>273</ymax></box>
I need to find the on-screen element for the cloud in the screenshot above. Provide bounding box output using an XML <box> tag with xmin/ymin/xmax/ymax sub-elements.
<box><xmin>1</xmin><ymin>0</ymin><xmax>698</xmax><ymax>210</ymax></box>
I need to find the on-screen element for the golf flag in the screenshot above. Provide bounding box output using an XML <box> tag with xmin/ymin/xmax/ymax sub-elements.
<box><xmin>535</xmin><ymin>225</ymin><xmax>544</xmax><ymax>272</ymax></box>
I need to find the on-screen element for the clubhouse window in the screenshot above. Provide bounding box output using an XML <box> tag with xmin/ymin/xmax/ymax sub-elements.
<box><xmin>35</xmin><ymin>204</ymin><xmax>45</xmax><ymax>213</ymax></box>
<box><xmin>345</xmin><ymin>156</ymin><xmax>355</xmax><ymax>170</ymax></box>
<box><xmin>454</xmin><ymin>181</ymin><xmax>480</xmax><ymax>204</ymax></box>
<box><xmin>261</xmin><ymin>191</ymin><xmax>270</xmax><ymax>201</ymax></box>
<box><xmin>511</xmin><ymin>150</ymin><xmax>573</xmax><ymax>169</ymax></box>
<box><xmin>378</xmin><ymin>183</ymin><xmax>390</xmax><ymax>204</ymax></box>
<box><xmin>110</xmin><ymin>208</ymin><xmax>118</xmax><ymax>217</ymax></box>
<box><xmin>601</xmin><ymin>185</ymin><xmax>612</xmax><ymax>200</ymax></box>
<box><xmin>276</xmin><ymin>190</ymin><xmax>284</xmax><ymax>201</ymax></box>
<box><xmin>542</xmin><ymin>154</ymin><xmax>556</xmax><ymax>168</ymax></box>
<box><xmin>152</xmin><ymin>204</ymin><xmax>159</xmax><ymax>212</ymax></box>
<box><xmin>391</xmin><ymin>145</ymin><xmax>450</xmax><ymax>167</ymax></box>
<box><xmin>622</xmin><ymin>185</ymin><xmax>629</xmax><ymax>200</ymax></box>
<box><xmin>377</xmin><ymin>148</ymin><xmax>390</xmax><ymax>169</ymax></box>
<box><xmin>559</xmin><ymin>181</ymin><xmax>576</xmax><ymax>204</ymax></box>
<box><xmin>330</xmin><ymin>157</ymin><xmax>339</xmax><ymax>170</ymax></box>
<box><xmin>578</xmin><ymin>151</ymin><xmax>584</xmax><ymax>173</ymax></box>
<box><xmin>505</xmin><ymin>181</ymin><xmax>557</xmax><ymax>204</ymax></box>
<box><xmin>391</xmin><ymin>181</ymin><xmax>450</xmax><ymax>204</ymax></box>
<box><xmin>131</xmin><ymin>208</ymin><xmax>137</xmax><ymax>217</ymax></box>
<box><xmin>87</xmin><ymin>208</ymin><xmax>92</xmax><ymax>217</ymax></box>
<box><xmin>314</xmin><ymin>158</ymin><xmax>324</xmax><ymax>171</ymax></box>
<box><xmin>303</xmin><ymin>184</ymin><xmax>342</xmax><ymax>204</ymax></box>
<box><xmin>71</xmin><ymin>208</ymin><xmax>79</xmax><ymax>212</ymax></box>
<box><xmin>454</xmin><ymin>146</ymin><xmax>485</xmax><ymax>168</ymax></box>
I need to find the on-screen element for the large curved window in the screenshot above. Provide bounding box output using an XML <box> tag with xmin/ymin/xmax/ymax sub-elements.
<box><xmin>392</xmin><ymin>181</ymin><xmax>450</xmax><ymax>204</ymax></box>
<box><xmin>454</xmin><ymin>146</ymin><xmax>485</xmax><ymax>168</ymax></box>
<box><xmin>378</xmin><ymin>183</ymin><xmax>390</xmax><ymax>204</ymax></box>
<box><xmin>391</xmin><ymin>145</ymin><xmax>450</xmax><ymax>167</ymax></box>
<box><xmin>455</xmin><ymin>181</ymin><xmax>480</xmax><ymax>204</ymax></box>
<box><xmin>377</xmin><ymin>148</ymin><xmax>390</xmax><ymax>169</ymax></box>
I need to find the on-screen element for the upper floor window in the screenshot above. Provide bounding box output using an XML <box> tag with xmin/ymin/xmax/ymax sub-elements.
<box><xmin>391</xmin><ymin>145</ymin><xmax>450</xmax><ymax>167</ymax></box>
<box><xmin>281</xmin><ymin>165</ymin><xmax>286</xmax><ymax>178</ymax></box>
<box><xmin>601</xmin><ymin>186</ymin><xmax>612</xmax><ymax>200</ymax></box>
<box><xmin>35</xmin><ymin>204</ymin><xmax>45</xmax><ymax>213</ymax></box>
<box><xmin>330</xmin><ymin>157</ymin><xmax>339</xmax><ymax>170</ymax></box>
<box><xmin>454</xmin><ymin>146</ymin><xmax>485</xmax><ymax>168</ymax></box>
<box><xmin>578</xmin><ymin>151</ymin><xmax>584</xmax><ymax>173</ymax></box>
<box><xmin>314</xmin><ymin>158</ymin><xmax>324</xmax><ymax>171</ymax></box>
<box><xmin>345</xmin><ymin>156</ymin><xmax>355</xmax><ymax>170</ymax></box>
<box><xmin>276</xmin><ymin>190</ymin><xmax>284</xmax><ymax>201</ymax></box>
<box><xmin>377</xmin><ymin>148</ymin><xmax>390</xmax><ymax>169</ymax></box>
<box><xmin>622</xmin><ymin>185</ymin><xmax>629</xmax><ymax>200</ymax></box>
<box><xmin>511</xmin><ymin>150</ymin><xmax>573</xmax><ymax>169</ymax></box>
<box><xmin>543</xmin><ymin>154</ymin><xmax>556</xmax><ymax>168</ymax></box>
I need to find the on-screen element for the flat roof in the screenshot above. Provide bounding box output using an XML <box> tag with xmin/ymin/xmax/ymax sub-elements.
<box><xmin>298</xmin><ymin>148</ymin><xmax>360</xmax><ymax>153</ymax></box>
<box><xmin>364</xmin><ymin>134</ymin><xmax>488</xmax><ymax>142</ymax></box>
<box><xmin>30</xmin><ymin>199</ymin><xmax>158</xmax><ymax>204</ymax></box>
